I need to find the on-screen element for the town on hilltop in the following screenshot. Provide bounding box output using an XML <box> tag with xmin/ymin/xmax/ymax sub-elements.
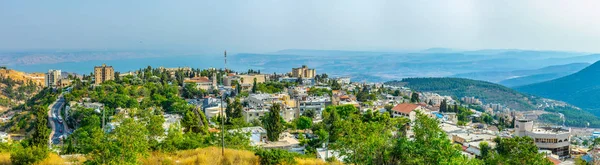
<box><xmin>1</xmin><ymin>62</ymin><xmax>597</xmax><ymax>164</ymax></box>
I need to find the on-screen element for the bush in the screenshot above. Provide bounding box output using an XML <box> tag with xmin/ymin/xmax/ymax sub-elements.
<box><xmin>255</xmin><ymin>149</ymin><xmax>296</xmax><ymax>165</ymax></box>
<box><xmin>10</xmin><ymin>145</ymin><xmax>49</xmax><ymax>165</ymax></box>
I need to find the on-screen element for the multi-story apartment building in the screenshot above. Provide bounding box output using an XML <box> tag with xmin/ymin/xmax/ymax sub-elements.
<box><xmin>298</xmin><ymin>96</ymin><xmax>331</xmax><ymax>120</ymax></box>
<box><xmin>291</xmin><ymin>65</ymin><xmax>316</xmax><ymax>78</ymax></box>
<box><xmin>94</xmin><ymin>64</ymin><xmax>114</xmax><ymax>85</ymax></box>
<box><xmin>45</xmin><ymin>69</ymin><xmax>61</xmax><ymax>87</ymax></box>
<box><xmin>514</xmin><ymin>119</ymin><xmax>571</xmax><ymax>159</ymax></box>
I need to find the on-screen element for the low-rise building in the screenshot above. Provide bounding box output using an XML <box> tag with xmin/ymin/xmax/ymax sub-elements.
<box><xmin>298</xmin><ymin>96</ymin><xmax>331</xmax><ymax>120</ymax></box>
<box><xmin>229</xmin><ymin>126</ymin><xmax>267</xmax><ymax>146</ymax></box>
<box><xmin>184</xmin><ymin>76</ymin><xmax>215</xmax><ymax>91</ymax></box>
<box><xmin>334</xmin><ymin>77</ymin><xmax>351</xmax><ymax>85</ymax></box>
<box><xmin>391</xmin><ymin>103</ymin><xmax>427</xmax><ymax>122</ymax></box>
<box><xmin>514</xmin><ymin>119</ymin><xmax>571</xmax><ymax>159</ymax></box>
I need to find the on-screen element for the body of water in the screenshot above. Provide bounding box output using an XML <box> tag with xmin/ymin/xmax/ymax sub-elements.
<box><xmin>9</xmin><ymin>55</ymin><xmax>254</xmax><ymax>74</ymax></box>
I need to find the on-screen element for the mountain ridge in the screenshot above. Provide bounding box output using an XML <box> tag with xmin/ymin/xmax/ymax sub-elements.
<box><xmin>516</xmin><ymin>60</ymin><xmax>600</xmax><ymax>114</ymax></box>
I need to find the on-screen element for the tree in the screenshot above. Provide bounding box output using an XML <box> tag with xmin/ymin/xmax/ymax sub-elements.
<box><xmin>302</xmin><ymin>109</ymin><xmax>315</xmax><ymax>119</ymax></box>
<box><xmin>232</xmin><ymin>98</ymin><xmax>243</xmax><ymax>119</ymax></box>
<box><xmin>440</xmin><ymin>99</ymin><xmax>448</xmax><ymax>112</ymax></box>
<box><xmin>10</xmin><ymin>145</ymin><xmax>49</xmax><ymax>165</ymax></box>
<box><xmin>262</xmin><ymin>103</ymin><xmax>284</xmax><ymax>141</ymax></box>
<box><xmin>384</xmin><ymin>104</ymin><xmax>394</xmax><ymax>115</ymax></box>
<box><xmin>486</xmin><ymin>136</ymin><xmax>552</xmax><ymax>165</ymax></box>
<box><xmin>181</xmin><ymin>107</ymin><xmax>209</xmax><ymax>134</ymax></box>
<box><xmin>252</xmin><ymin>78</ymin><xmax>257</xmax><ymax>93</ymax></box>
<box><xmin>410</xmin><ymin>92</ymin><xmax>420</xmax><ymax>103</ymax></box>
<box><xmin>255</xmin><ymin>149</ymin><xmax>296</xmax><ymax>165</ymax></box>
<box><xmin>87</xmin><ymin>118</ymin><xmax>150</xmax><ymax>164</ymax></box>
<box><xmin>393</xmin><ymin>90</ymin><xmax>401</xmax><ymax>96</ymax></box>
<box><xmin>295</xmin><ymin>116</ymin><xmax>312</xmax><ymax>130</ymax></box>
<box><xmin>391</xmin><ymin>113</ymin><xmax>480</xmax><ymax>164</ymax></box>
<box><xmin>479</xmin><ymin>141</ymin><xmax>491</xmax><ymax>158</ymax></box>
<box><xmin>31</xmin><ymin>105</ymin><xmax>50</xmax><ymax>147</ymax></box>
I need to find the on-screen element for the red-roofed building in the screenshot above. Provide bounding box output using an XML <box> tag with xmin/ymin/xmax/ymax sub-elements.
<box><xmin>391</xmin><ymin>103</ymin><xmax>426</xmax><ymax>121</ymax></box>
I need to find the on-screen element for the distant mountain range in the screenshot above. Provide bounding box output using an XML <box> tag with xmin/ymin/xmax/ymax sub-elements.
<box><xmin>232</xmin><ymin>49</ymin><xmax>599</xmax><ymax>82</ymax></box>
<box><xmin>3</xmin><ymin>49</ymin><xmax>600</xmax><ymax>83</ymax></box>
<box><xmin>516</xmin><ymin>60</ymin><xmax>600</xmax><ymax>115</ymax></box>
<box><xmin>453</xmin><ymin>63</ymin><xmax>590</xmax><ymax>87</ymax></box>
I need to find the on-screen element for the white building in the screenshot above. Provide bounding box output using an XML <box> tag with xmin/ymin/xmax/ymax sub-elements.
<box><xmin>335</xmin><ymin>77</ymin><xmax>351</xmax><ymax>85</ymax></box>
<box><xmin>45</xmin><ymin>69</ymin><xmax>61</xmax><ymax>87</ymax></box>
<box><xmin>298</xmin><ymin>96</ymin><xmax>331</xmax><ymax>120</ymax></box>
<box><xmin>514</xmin><ymin>119</ymin><xmax>571</xmax><ymax>159</ymax></box>
<box><xmin>229</xmin><ymin>126</ymin><xmax>267</xmax><ymax>146</ymax></box>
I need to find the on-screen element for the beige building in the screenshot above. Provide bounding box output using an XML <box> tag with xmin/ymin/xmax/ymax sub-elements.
<box><xmin>224</xmin><ymin>74</ymin><xmax>267</xmax><ymax>90</ymax></box>
<box><xmin>291</xmin><ymin>65</ymin><xmax>316</xmax><ymax>78</ymax></box>
<box><xmin>183</xmin><ymin>76</ymin><xmax>215</xmax><ymax>91</ymax></box>
<box><xmin>45</xmin><ymin>69</ymin><xmax>61</xmax><ymax>87</ymax></box>
<box><xmin>94</xmin><ymin>64</ymin><xmax>114</xmax><ymax>85</ymax></box>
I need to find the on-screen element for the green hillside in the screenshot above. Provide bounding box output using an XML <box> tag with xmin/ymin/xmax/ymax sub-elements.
<box><xmin>386</xmin><ymin>77</ymin><xmax>537</xmax><ymax>111</ymax></box>
<box><xmin>517</xmin><ymin>60</ymin><xmax>600</xmax><ymax>115</ymax></box>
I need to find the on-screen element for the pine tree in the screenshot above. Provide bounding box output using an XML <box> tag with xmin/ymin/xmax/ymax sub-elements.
<box><xmin>252</xmin><ymin>78</ymin><xmax>257</xmax><ymax>93</ymax></box>
<box><xmin>262</xmin><ymin>103</ymin><xmax>284</xmax><ymax>141</ymax></box>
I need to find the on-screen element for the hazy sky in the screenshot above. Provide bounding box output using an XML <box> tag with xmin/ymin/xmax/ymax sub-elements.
<box><xmin>1</xmin><ymin>0</ymin><xmax>600</xmax><ymax>53</ymax></box>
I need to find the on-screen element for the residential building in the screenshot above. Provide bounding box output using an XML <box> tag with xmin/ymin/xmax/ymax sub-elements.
<box><xmin>94</xmin><ymin>64</ymin><xmax>114</xmax><ymax>85</ymax></box>
<box><xmin>298</xmin><ymin>96</ymin><xmax>331</xmax><ymax>120</ymax></box>
<box><xmin>45</xmin><ymin>69</ymin><xmax>61</xmax><ymax>87</ymax></box>
<box><xmin>261</xmin><ymin>132</ymin><xmax>302</xmax><ymax>151</ymax></box>
<box><xmin>58</xmin><ymin>78</ymin><xmax>72</xmax><ymax>88</ymax></box>
<box><xmin>514</xmin><ymin>119</ymin><xmax>571</xmax><ymax>159</ymax></box>
<box><xmin>223</xmin><ymin>74</ymin><xmax>267</xmax><ymax>86</ymax></box>
<box><xmin>223</xmin><ymin>74</ymin><xmax>267</xmax><ymax>90</ymax></box>
<box><xmin>335</xmin><ymin>77</ymin><xmax>351</xmax><ymax>85</ymax></box>
<box><xmin>229</xmin><ymin>126</ymin><xmax>267</xmax><ymax>146</ymax></box>
<box><xmin>184</xmin><ymin>76</ymin><xmax>214</xmax><ymax>90</ymax></box>
<box><xmin>391</xmin><ymin>103</ymin><xmax>427</xmax><ymax>122</ymax></box>
<box><xmin>462</xmin><ymin>96</ymin><xmax>483</xmax><ymax>105</ymax></box>
<box><xmin>0</xmin><ymin>132</ymin><xmax>10</xmax><ymax>143</ymax></box>
<box><xmin>291</xmin><ymin>65</ymin><xmax>316</xmax><ymax>78</ymax></box>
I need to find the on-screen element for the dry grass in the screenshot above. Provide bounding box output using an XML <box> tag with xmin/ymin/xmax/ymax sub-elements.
<box><xmin>0</xmin><ymin>152</ymin><xmax>77</xmax><ymax>165</ymax></box>
<box><xmin>0</xmin><ymin>148</ymin><xmax>339</xmax><ymax>165</ymax></box>
<box><xmin>140</xmin><ymin>147</ymin><xmax>338</xmax><ymax>165</ymax></box>
<box><xmin>141</xmin><ymin>147</ymin><xmax>259</xmax><ymax>165</ymax></box>
<box><xmin>0</xmin><ymin>152</ymin><xmax>10</xmax><ymax>165</ymax></box>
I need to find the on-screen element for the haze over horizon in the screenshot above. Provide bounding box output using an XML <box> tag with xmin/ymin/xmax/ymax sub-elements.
<box><xmin>2</xmin><ymin>0</ymin><xmax>600</xmax><ymax>53</ymax></box>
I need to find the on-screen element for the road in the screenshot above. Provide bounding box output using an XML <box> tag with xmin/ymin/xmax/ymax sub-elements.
<box><xmin>49</xmin><ymin>96</ymin><xmax>67</xmax><ymax>145</ymax></box>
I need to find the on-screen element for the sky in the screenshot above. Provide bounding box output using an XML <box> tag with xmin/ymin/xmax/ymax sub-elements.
<box><xmin>1</xmin><ymin>0</ymin><xmax>600</xmax><ymax>53</ymax></box>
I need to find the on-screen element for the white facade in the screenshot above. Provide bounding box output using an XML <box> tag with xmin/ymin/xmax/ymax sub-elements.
<box><xmin>514</xmin><ymin>119</ymin><xmax>571</xmax><ymax>159</ymax></box>
<box><xmin>45</xmin><ymin>69</ymin><xmax>61</xmax><ymax>87</ymax></box>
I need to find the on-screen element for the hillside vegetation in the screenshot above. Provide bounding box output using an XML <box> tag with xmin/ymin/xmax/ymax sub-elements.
<box><xmin>0</xmin><ymin>68</ymin><xmax>44</xmax><ymax>111</ymax></box>
<box><xmin>387</xmin><ymin>78</ymin><xmax>536</xmax><ymax>111</ymax></box>
<box><xmin>517</xmin><ymin>60</ymin><xmax>600</xmax><ymax>115</ymax></box>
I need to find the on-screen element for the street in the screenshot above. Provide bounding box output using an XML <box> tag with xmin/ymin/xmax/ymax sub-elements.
<box><xmin>50</xmin><ymin>96</ymin><xmax>67</xmax><ymax>145</ymax></box>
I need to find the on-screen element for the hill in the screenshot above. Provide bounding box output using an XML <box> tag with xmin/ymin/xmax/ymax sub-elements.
<box><xmin>386</xmin><ymin>77</ymin><xmax>537</xmax><ymax>111</ymax></box>
<box><xmin>0</xmin><ymin>68</ymin><xmax>45</xmax><ymax>111</ymax></box>
<box><xmin>516</xmin><ymin>60</ymin><xmax>600</xmax><ymax>115</ymax></box>
<box><xmin>498</xmin><ymin>73</ymin><xmax>568</xmax><ymax>87</ymax></box>
<box><xmin>453</xmin><ymin>63</ymin><xmax>589</xmax><ymax>85</ymax></box>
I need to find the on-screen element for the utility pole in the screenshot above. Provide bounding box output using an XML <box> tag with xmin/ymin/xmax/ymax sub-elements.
<box><xmin>221</xmin><ymin>50</ymin><xmax>227</xmax><ymax>157</ymax></box>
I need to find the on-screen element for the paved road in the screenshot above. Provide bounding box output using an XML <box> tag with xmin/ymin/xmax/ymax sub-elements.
<box><xmin>50</xmin><ymin>97</ymin><xmax>66</xmax><ymax>145</ymax></box>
